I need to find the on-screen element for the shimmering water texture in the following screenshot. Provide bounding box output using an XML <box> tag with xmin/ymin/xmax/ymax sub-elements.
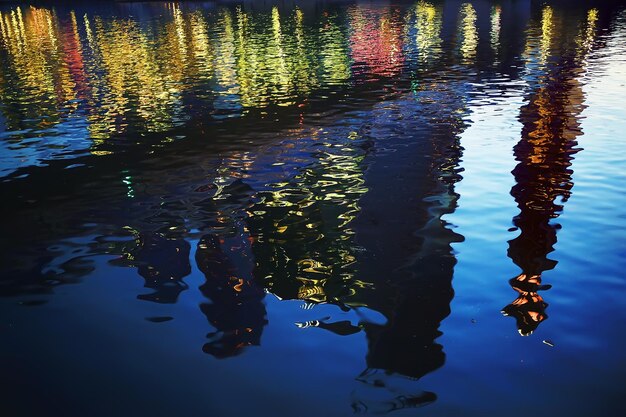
<box><xmin>1</xmin><ymin>1</ymin><xmax>626</xmax><ymax>417</ymax></box>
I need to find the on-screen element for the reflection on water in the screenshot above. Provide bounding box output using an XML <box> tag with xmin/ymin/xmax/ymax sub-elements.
<box><xmin>197</xmin><ymin>232</ymin><xmax>267</xmax><ymax>358</ymax></box>
<box><xmin>119</xmin><ymin>232</ymin><xmax>191</xmax><ymax>304</ymax></box>
<box><xmin>349</xmin><ymin>5</ymin><xmax>404</xmax><ymax>78</ymax></box>
<box><xmin>502</xmin><ymin>6</ymin><xmax>598</xmax><ymax>335</ymax></box>
<box><xmin>458</xmin><ymin>3</ymin><xmax>478</xmax><ymax>63</ymax></box>
<box><xmin>490</xmin><ymin>5</ymin><xmax>501</xmax><ymax>55</ymax></box>
<box><xmin>1</xmin><ymin>1</ymin><xmax>625</xmax><ymax>416</ymax></box>
<box><xmin>408</xmin><ymin>1</ymin><xmax>443</xmax><ymax>66</ymax></box>
<box><xmin>0</xmin><ymin>2</ymin><xmax>360</xmax><ymax>170</ymax></box>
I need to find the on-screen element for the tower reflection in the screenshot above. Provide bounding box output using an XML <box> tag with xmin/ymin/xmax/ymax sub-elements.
<box><xmin>345</xmin><ymin>83</ymin><xmax>465</xmax><ymax>412</ymax></box>
<box><xmin>503</xmin><ymin>6</ymin><xmax>599</xmax><ymax>335</ymax></box>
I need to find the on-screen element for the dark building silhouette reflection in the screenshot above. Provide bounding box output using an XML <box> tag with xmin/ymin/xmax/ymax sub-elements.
<box><xmin>346</xmin><ymin>87</ymin><xmax>466</xmax><ymax>413</ymax></box>
<box><xmin>503</xmin><ymin>6</ymin><xmax>599</xmax><ymax>335</ymax></box>
<box><xmin>126</xmin><ymin>233</ymin><xmax>191</xmax><ymax>304</ymax></box>
<box><xmin>196</xmin><ymin>233</ymin><xmax>267</xmax><ymax>358</ymax></box>
<box><xmin>247</xmin><ymin>76</ymin><xmax>469</xmax><ymax>412</ymax></box>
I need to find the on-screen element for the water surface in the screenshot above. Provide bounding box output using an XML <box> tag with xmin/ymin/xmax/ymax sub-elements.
<box><xmin>1</xmin><ymin>1</ymin><xmax>625</xmax><ymax>416</ymax></box>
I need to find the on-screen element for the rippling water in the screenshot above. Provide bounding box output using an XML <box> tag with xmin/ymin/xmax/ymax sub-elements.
<box><xmin>1</xmin><ymin>1</ymin><xmax>625</xmax><ymax>416</ymax></box>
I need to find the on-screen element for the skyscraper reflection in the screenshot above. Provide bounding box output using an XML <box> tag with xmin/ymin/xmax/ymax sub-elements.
<box><xmin>504</xmin><ymin>6</ymin><xmax>599</xmax><ymax>335</ymax></box>
<box><xmin>345</xmin><ymin>81</ymin><xmax>466</xmax><ymax>411</ymax></box>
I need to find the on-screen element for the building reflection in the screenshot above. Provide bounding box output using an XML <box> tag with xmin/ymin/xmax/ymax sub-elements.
<box><xmin>0</xmin><ymin>2</ymin><xmax>459</xmax><ymax>151</ymax></box>
<box><xmin>196</xmin><ymin>232</ymin><xmax>267</xmax><ymax>359</ymax></box>
<box><xmin>241</xmin><ymin>119</ymin><xmax>462</xmax><ymax>412</ymax></box>
<box><xmin>348</xmin><ymin>82</ymin><xmax>466</xmax><ymax>412</ymax></box>
<box><xmin>349</xmin><ymin>5</ymin><xmax>404</xmax><ymax>78</ymax></box>
<box><xmin>0</xmin><ymin>3</ymin><xmax>355</xmax><ymax>145</ymax></box>
<box><xmin>503</xmin><ymin>6</ymin><xmax>599</xmax><ymax>335</ymax></box>
<box><xmin>187</xmin><ymin>53</ymin><xmax>467</xmax><ymax>408</ymax></box>
<box><xmin>404</xmin><ymin>0</ymin><xmax>444</xmax><ymax>68</ymax></box>
<box><xmin>254</xmin><ymin>86</ymin><xmax>467</xmax><ymax>414</ymax></box>
<box><xmin>458</xmin><ymin>2</ymin><xmax>478</xmax><ymax>63</ymax></box>
<box><xmin>246</xmin><ymin>132</ymin><xmax>367</xmax><ymax>308</ymax></box>
<box><xmin>120</xmin><ymin>232</ymin><xmax>191</xmax><ymax>304</ymax></box>
<box><xmin>490</xmin><ymin>5</ymin><xmax>501</xmax><ymax>56</ymax></box>
<box><xmin>1</xmin><ymin>4</ymin><xmax>616</xmax><ymax>412</ymax></box>
<box><xmin>0</xmin><ymin>1</ymin><xmax>468</xmax><ymax>387</ymax></box>
<box><xmin>0</xmin><ymin>7</ymin><xmax>75</xmax><ymax>130</ymax></box>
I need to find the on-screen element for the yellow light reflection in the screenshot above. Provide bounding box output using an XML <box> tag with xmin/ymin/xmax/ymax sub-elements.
<box><xmin>458</xmin><ymin>3</ymin><xmax>478</xmax><ymax>63</ymax></box>
<box><xmin>414</xmin><ymin>1</ymin><xmax>443</xmax><ymax>65</ymax></box>
<box><xmin>539</xmin><ymin>6</ymin><xmax>554</xmax><ymax>64</ymax></box>
<box><xmin>490</xmin><ymin>5</ymin><xmax>501</xmax><ymax>55</ymax></box>
<box><xmin>0</xmin><ymin>6</ymin><xmax>74</xmax><ymax>129</ymax></box>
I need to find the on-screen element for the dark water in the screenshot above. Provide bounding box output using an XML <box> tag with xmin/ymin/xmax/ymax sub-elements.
<box><xmin>1</xmin><ymin>1</ymin><xmax>625</xmax><ymax>416</ymax></box>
